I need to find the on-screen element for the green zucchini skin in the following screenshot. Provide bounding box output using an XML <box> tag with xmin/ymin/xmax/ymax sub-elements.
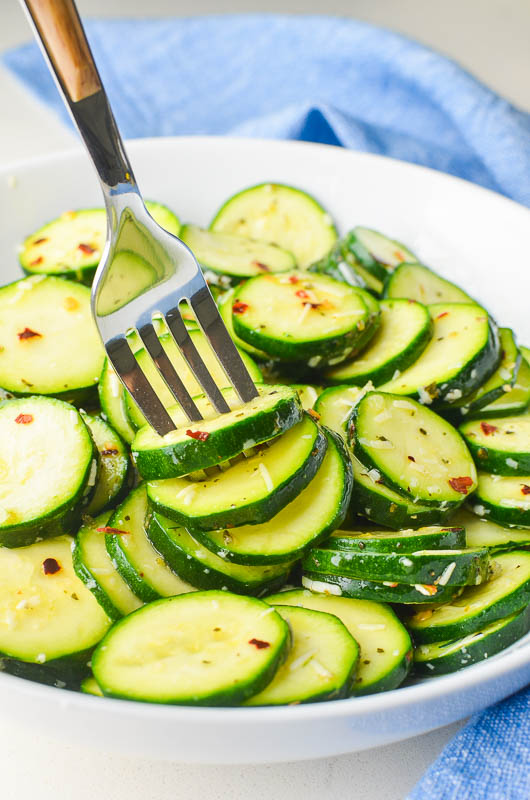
<box><xmin>98</xmin><ymin>358</ymin><xmax>136</xmax><ymax>445</ymax></box>
<box><xmin>314</xmin><ymin>385</ymin><xmax>364</xmax><ymax>439</ymax></box>
<box><xmin>413</xmin><ymin>603</ymin><xmax>530</xmax><ymax>676</ymax></box>
<box><xmin>81</xmin><ymin>675</ymin><xmax>104</xmax><ymax>696</ymax></box>
<box><xmin>460</xmin><ymin>415</ymin><xmax>530</xmax><ymax>475</ymax></box>
<box><xmin>344</xmin><ymin>227</ymin><xmax>417</xmax><ymax>282</ymax></box>
<box><xmin>326</xmin><ymin>525</ymin><xmax>466</xmax><ymax>553</ymax></box>
<box><xmin>383</xmin><ymin>262</ymin><xmax>473</xmax><ymax>305</ymax></box>
<box><xmin>471</xmin><ymin>473</ymin><xmax>530</xmax><ymax>528</ymax></box>
<box><xmin>406</xmin><ymin>550</ymin><xmax>530</xmax><ymax>643</ymax></box>
<box><xmin>455</xmin><ymin>508</ymin><xmax>530</xmax><ymax>552</ymax></box>
<box><xmin>82</xmin><ymin>413</ymin><xmax>132</xmax><ymax>515</ymax></box>
<box><xmin>309</xmin><ymin>241</ymin><xmax>379</xmax><ymax>294</ymax></box>
<box><xmin>0</xmin><ymin>651</ymin><xmax>92</xmax><ymax>690</ymax></box>
<box><xmin>470</xmin><ymin>356</ymin><xmax>530</xmax><ymax>420</ymax></box>
<box><xmin>301</xmin><ymin>572</ymin><xmax>460</xmax><ymax>605</ymax></box>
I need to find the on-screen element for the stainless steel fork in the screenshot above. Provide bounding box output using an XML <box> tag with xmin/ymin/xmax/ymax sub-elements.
<box><xmin>22</xmin><ymin>0</ymin><xmax>258</xmax><ymax>434</ymax></box>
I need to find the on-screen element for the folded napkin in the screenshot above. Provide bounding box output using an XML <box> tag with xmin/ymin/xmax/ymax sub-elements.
<box><xmin>3</xmin><ymin>15</ymin><xmax>530</xmax><ymax>798</ymax></box>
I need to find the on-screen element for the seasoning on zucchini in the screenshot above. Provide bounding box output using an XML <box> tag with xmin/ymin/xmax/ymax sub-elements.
<box><xmin>460</xmin><ymin>414</ymin><xmax>530</xmax><ymax>475</ymax></box>
<box><xmin>476</xmin><ymin>355</ymin><xmax>530</xmax><ymax>418</ymax></box>
<box><xmin>81</xmin><ymin>413</ymin><xmax>131</xmax><ymax>515</ymax></box>
<box><xmin>301</xmin><ymin>572</ymin><xmax>460</xmax><ymax>605</ymax></box>
<box><xmin>471</xmin><ymin>472</ymin><xmax>530</xmax><ymax>528</ymax></box>
<box><xmin>309</xmin><ymin>240</ymin><xmax>381</xmax><ymax>295</ymax></box>
<box><xmin>455</xmin><ymin>508</ymin><xmax>530</xmax><ymax>552</ymax></box>
<box><xmin>314</xmin><ymin>385</ymin><xmax>364</xmax><ymax>438</ymax></box>
<box><xmin>383</xmin><ymin>262</ymin><xmax>472</xmax><ymax>305</ymax></box>
<box><xmin>342</xmin><ymin>227</ymin><xmax>417</xmax><ymax>282</ymax></box>
<box><xmin>326</xmin><ymin>525</ymin><xmax>466</xmax><ymax>553</ymax></box>
<box><xmin>218</xmin><ymin>287</ymin><xmax>269</xmax><ymax>360</ymax></box>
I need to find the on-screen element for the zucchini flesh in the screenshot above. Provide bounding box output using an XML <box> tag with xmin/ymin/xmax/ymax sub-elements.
<box><xmin>246</xmin><ymin>605</ymin><xmax>359</xmax><ymax>705</ymax></box>
<box><xmin>476</xmin><ymin>356</ymin><xmax>530</xmax><ymax>418</ymax></box>
<box><xmin>460</xmin><ymin>414</ymin><xmax>530</xmax><ymax>475</ymax></box>
<box><xmin>314</xmin><ymin>385</ymin><xmax>364</xmax><ymax>439</ymax></box>
<box><xmin>81</xmin><ymin>675</ymin><xmax>104</xmax><ymax>696</ymax></box>
<box><xmin>147</xmin><ymin>416</ymin><xmax>327</xmax><ymax>532</ymax></box>
<box><xmin>347</xmin><ymin>227</ymin><xmax>417</xmax><ymax>281</ymax></box>
<box><xmin>92</xmin><ymin>591</ymin><xmax>290</xmax><ymax>705</ymax></box>
<box><xmin>265</xmin><ymin>589</ymin><xmax>412</xmax><ymax>695</ymax></box>
<box><xmin>291</xmin><ymin>384</ymin><xmax>322</xmax><ymax>410</ymax></box>
<box><xmin>455</xmin><ymin>509</ymin><xmax>530</xmax><ymax>552</ymax></box>
<box><xmin>407</xmin><ymin>550</ymin><xmax>530</xmax><ymax>642</ymax></box>
<box><xmin>0</xmin><ymin>276</ymin><xmax>104</xmax><ymax>404</ymax></box>
<box><xmin>0</xmin><ymin>397</ymin><xmax>97</xmax><ymax>547</ymax></box>
<box><xmin>98</xmin><ymin>359</ymin><xmax>137</xmax><ymax>446</ymax></box>
<box><xmin>0</xmin><ymin>535</ymin><xmax>111</xmax><ymax>662</ymax></box>
<box><xmin>132</xmin><ymin>385</ymin><xmax>302</xmax><ymax>480</ymax></box>
<box><xmin>352</xmin><ymin>392</ymin><xmax>477</xmax><ymax>507</ymax></box>
<box><xmin>82</xmin><ymin>414</ymin><xmax>131</xmax><ymax>515</ymax></box>
<box><xmin>302</xmin><ymin>573</ymin><xmax>460</xmax><ymax>605</ymax></box>
<box><xmin>383</xmin><ymin>262</ymin><xmax>472</xmax><ymax>304</ymax></box>
<box><xmin>211</xmin><ymin>183</ymin><xmax>337</xmax><ymax>269</ymax></box>
<box><xmin>472</xmin><ymin>472</ymin><xmax>530</xmax><ymax>527</ymax></box>
<box><xmin>218</xmin><ymin>287</ymin><xmax>269</xmax><ymax>359</ymax></box>
<box><xmin>308</xmin><ymin>242</ymin><xmax>381</xmax><ymax>294</ymax></box>
<box><xmin>327</xmin><ymin>525</ymin><xmax>466</xmax><ymax>553</ymax></box>
<box><xmin>324</xmin><ymin>299</ymin><xmax>432</xmax><ymax>386</ymax></box>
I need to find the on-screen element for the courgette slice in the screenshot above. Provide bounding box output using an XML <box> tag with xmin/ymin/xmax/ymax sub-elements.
<box><xmin>98</xmin><ymin>359</ymin><xmax>136</xmax><ymax>445</ymax></box>
<box><xmin>105</xmin><ymin>486</ymin><xmax>196</xmax><ymax>603</ymax></box>
<box><xmin>232</xmin><ymin>272</ymin><xmax>372</xmax><ymax>366</ymax></box>
<box><xmin>352</xmin><ymin>392</ymin><xmax>477</xmax><ymax>507</ymax></box>
<box><xmin>147</xmin><ymin>512</ymin><xmax>291</xmax><ymax>595</ymax></box>
<box><xmin>0</xmin><ymin>397</ymin><xmax>97</xmax><ymax>547</ymax></box>
<box><xmin>72</xmin><ymin>513</ymin><xmax>143</xmax><ymax>620</ymax></box>
<box><xmin>476</xmin><ymin>356</ymin><xmax>530</xmax><ymax>418</ymax></box>
<box><xmin>0</xmin><ymin>276</ymin><xmax>104</xmax><ymax>405</ymax></box>
<box><xmin>291</xmin><ymin>384</ymin><xmax>322</xmax><ymax>410</ymax></box>
<box><xmin>343</xmin><ymin>228</ymin><xmax>417</xmax><ymax>282</ymax></box>
<box><xmin>211</xmin><ymin>183</ymin><xmax>337</xmax><ymax>269</ymax></box>
<box><xmin>380</xmin><ymin>304</ymin><xmax>500</xmax><ymax>408</ymax></box>
<box><xmin>314</xmin><ymin>385</ymin><xmax>364</xmax><ymax>438</ymax></box>
<box><xmin>132</xmin><ymin>385</ymin><xmax>302</xmax><ymax>480</ymax></box>
<box><xmin>324</xmin><ymin>299</ymin><xmax>432</xmax><ymax>386</ymax></box>
<box><xmin>265</xmin><ymin>589</ymin><xmax>412</xmax><ymax>695</ymax></box>
<box><xmin>455</xmin><ymin>509</ymin><xmax>530</xmax><ymax>552</ymax></box>
<box><xmin>92</xmin><ymin>591</ymin><xmax>290</xmax><ymax>705</ymax></box>
<box><xmin>81</xmin><ymin>675</ymin><xmax>104</xmax><ymax>696</ymax></box>
<box><xmin>326</xmin><ymin>525</ymin><xmax>466</xmax><ymax>553</ymax></box>
<box><xmin>460</xmin><ymin>414</ymin><xmax>530</xmax><ymax>475</ymax></box>
<box><xmin>309</xmin><ymin>241</ymin><xmax>381</xmax><ymax>294</ymax></box>
<box><xmin>383</xmin><ymin>263</ymin><xmax>472</xmax><ymax>305</ymax></box>
<box><xmin>302</xmin><ymin>573</ymin><xmax>460</xmax><ymax>605</ymax></box>
<box><xmin>147</xmin><ymin>415</ymin><xmax>326</xmax><ymax>532</ymax></box>
<box><xmin>82</xmin><ymin>414</ymin><xmax>132</xmax><ymax>515</ymax></box>
<box><xmin>217</xmin><ymin>287</ymin><xmax>269</xmax><ymax>360</ymax></box>
<box><xmin>189</xmin><ymin>428</ymin><xmax>352</xmax><ymax>565</ymax></box>
<box><xmin>407</xmin><ymin>550</ymin><xmax>530</xmax><ymax>642</ymax></box>
<box><xmin>471</xmin><ymin>472</ymin><xmax>530</xmax><ymax>527</ymax></box>
<box><xmin>246</xmin><ymin>605</ymin><xmax>359</xmax><ymax>705</ymax></box>
<box><xmin>413</xmin><ymin>604</ymin><xmax>530</xmax><ymax>675</ymax></box>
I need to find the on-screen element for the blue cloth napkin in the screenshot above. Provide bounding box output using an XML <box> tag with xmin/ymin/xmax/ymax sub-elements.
<box><xmin>3</xmin><ymin>15</ymin><xmax>530</xmax><ymax>798</ymax></box>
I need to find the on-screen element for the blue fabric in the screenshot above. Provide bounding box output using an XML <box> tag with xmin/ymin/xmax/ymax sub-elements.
<box><xmin>3</xmin><ymin>15</ymin><xmax>530</xmax><ymax>797</ymax></box>
<box><xmin>3</xmin><ymin>15</ymin><xmax>530</xmax><ymax>207</ymax></box>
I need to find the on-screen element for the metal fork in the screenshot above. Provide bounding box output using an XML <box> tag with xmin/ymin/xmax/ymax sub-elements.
<box><xmin>22</xmin><ymin>0</ymin><xmax>258</xmax><ymax>434</ymax></box>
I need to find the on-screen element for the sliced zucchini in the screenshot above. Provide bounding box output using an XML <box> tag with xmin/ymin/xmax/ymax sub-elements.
<box><xmin>345</xmin><ymin>228</ymin><xmax>417</xmax><ymax>282</ymax></box>
<box><xmin>0</xmin><ymin>535</ymin><xmax>111</xmax><ymax>663</ymax></box>
<box><xmin>147</xmin><ymin>512</ymin><xmax>291</xmax><ymax>595</ymax></box>
<box><xmin>211</xmin><ymin>183</ymin><xmax>337</xmax><ymax>269</ymax></box>
<box><xmin>291</xmin><ymin>384</ymin><xmax>322</xmax><ymax>410</ymax></box>
<box><xmin>0</xmin><ymin>276</ymin><xmax>104</xmax><ymax>404</ymax></box>
<box><xmin>147</xmin><ymin>415</ymin><xmax>326</xmax><ymax>532</ymax></box>
<box><xmin>98</xmin><ymin>359</ymin><xmax>137</xmax><ymax>445</ymax></box>
<box><xmin>232</xmin><ymin>272</ymin><xmax>372</xmax><ymax>366</ymax></box>
<box><xmin>380</xmin><ymin>304</ymin><xmax>500</xmax><ymax>408</ymax></box>
<box><xmin>81</xmin><ymin>675</ymin><xmax>104</xmax><ymax>696</ymax></box>
<box><xmin>72</xmin><ymin>513</ymin><xmax>143</xmax><ymax>620</ymax></box>
<box><xmin>189</xmin><ymin>428</ymin><xmax>352</xmax><ymax>565</ymax></box>
<box><xmin>0</xmin><ymin>397</ymin><xmax>97</xmax><ymax>547</ymax></box>
<box><xmin>471</xmin><ymin>472</ymin><xmax>530</xmax><ymax>527</ymax></box>
<box><xmin>455</xmin><ymin>509</ymin><xmax>530</xmax><ymax>552</ymax></box>
<box><xmin>265</xmin><ymin>589</ymin><xmax>412</xmax><ymax>695</ymax></box>
<box><xmin>383</xmin><ymin>262</ymin><xmax>472</xmax><ymax>305</ymax></box>
<box><xmin>302</xmin><ymin>573</ymin><xmax>460</xmax><ymax>605</ymax></box>
<box><xmin>352</xmin><ymin>392</ymin><xmax>477</xmax><ymax>507</ymax></box>
<box><xmin>413</xmin><ymin>604</ymin><xmax>530</xmax><ymax>675</ymax></box>
<box><xmin>324</xmin><ymin>299</ymin><xmax>432</xmax><ymax>386</ymax></box>
<box><xmin>132</xmin><ymin>385</ymin><xmax>302</xmax><ymax>480</ymax></box>
<box><xmin>326</xmin><ymin>525</ymin><xmax>466</xmax><ymax>553</ymax></box>
<box><xmin>309</xmin><ymin>242</ymin><xmax>381</xmax><ymax>294</ymax></box>
<box><xmin>218</xmin><ymin>287</ymin><xmax>269</xmax><ymax>360</ymax></box>
<box><xmin>314</xmin><ymin>385</ymin><xmax>364</xmax><ymax>439</ymax></box>
<box><xmin>81</xmin><ymin>414</ymin><xmax>131</xmax><ymax>515</ymax></box>
<box><xmin>180</xmin><ymin>224</ymin><xmax>295</xmax><ymax>286</ymax></box>
<box><xmin>407</xmin><ymin>550</ymin><xmax>530</xmax><ymax>642</ymax></box>
<box><xmin>476</xmin><ymin>356</ymin><xmax>530</xmax><ymax>418</ymax></box>
<box><xmin>246</xmin><ymin>605</ymin><xmax>359</xmax><ymax>705</ymax></box>
<box><xmin>460</xmin><ymin>414</ymin><xmax>530</xmax><ymax>475</ymax></box>
<box><xmin>92</xmin><ymin>591</ymin><xmax>290</xmax><ymax>705</ymax></box>
<box><xmin>105</xmin><ymin>486</ymin><xmax>196</xmax><ymax>603</ymax></box>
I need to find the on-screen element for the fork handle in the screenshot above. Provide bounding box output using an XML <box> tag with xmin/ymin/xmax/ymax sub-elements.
<box><xmin>21</xmin><ymin>0</ymin><xmax>137</xmax><ymax>194</ymax></box>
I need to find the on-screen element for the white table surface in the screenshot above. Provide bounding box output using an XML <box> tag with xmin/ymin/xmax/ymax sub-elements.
<box><xmin>1</xmin><ymin>2</ymin><xmax>527</xmax><ymax>798</ymax></box>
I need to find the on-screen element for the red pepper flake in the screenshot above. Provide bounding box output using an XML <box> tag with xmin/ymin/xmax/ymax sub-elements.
<box><xmin>42</xmin><ymin>558</ymin><xmax>61</xmax><ymax>575</ymax></box>
<box><xmin>288</xmin><ymin>275</ymin><xmax>300</xmax><ymax>284</ymax></box>
<box><xmin>408</xmin><ymin>455</ymin><xmax>416</xmax><ymax>462</ymax></box>
<box><xmin>33</xmin><ymin>237</ymin><xmax>48</xmax><ymax>245</ymax></box>
<box><xmin>448</xmin><ymin>476</ymin><xmax>473</xmax><ymax>494</ymax></box>
<box><xmin>29</xmin><ymin>256</ymin><xmax>43</xmax><ymax>266</ymax></box>
<box><xmin>18</xmin><ymin>327</ymin><xmax>42</xmax><ymax>340</ymax></box>
<box><xmin>78</xmin><ymin>243</ymin><xmax>96</xmax><ymax>255</ymax></box>
<box><xmin>521</xmin><ymin>485</ymin><xmax>530</xmax><ymax>495</ymax></box>
<box><xmin>252</xmin><ymin>261</ymin><xmax>270</xmax><ymax>272</ymax></box>
<box><xmin>186</xmin><ymin>429</ymin><xmax>210</xmax><ymax>441</ymax></box>
<box><xmin>295</xmin><ymin>289</ymin><xmax>310</xmax><ymax>299</ymax></box>
<box><xmin>96</xmin><ymin>526</ymin><xmax>129</xmax><ymax>535</ymax></box>
<box><xmin>101</xmin><ymin>448</ymin><xmax>119</xmax><ymax>456</ymax></box>
<box><xmin>421</xmin><ymin>585</ymin><xmax>438</xmax><ymax>596</ymax></box>
<box><xmin>480</xmin><ymin>422</ymin><xmax>498</xmax><ymax>436</ymax></box>
<box><xmin>248</xmin><ymin>638</ymin><xmax>270</xmax><ymax>649</ymax></box>
<box><xmin>307</xmin><ymin>408</ymin><xmax>321</xmax><ymax>421</ymax></box>
<box><xmin>436</xmin><ymin>311</ymin><xmax>449</xmax><ymax>320</ymax></box>
<box><xmin>232</xmin><ymin>301</ymin><xmax>249</xmax><ymax>315</ymax></box>
<box><xmin>15</xmin><ymin>413</ymin><xmax>33</xmax><ymax>425</ymax></box>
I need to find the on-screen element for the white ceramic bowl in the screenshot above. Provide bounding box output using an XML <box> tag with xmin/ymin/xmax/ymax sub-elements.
<box><xmin>0</xmin><ymin>137</ymin><xmax>529</xmax><ymax>764</ymax></box>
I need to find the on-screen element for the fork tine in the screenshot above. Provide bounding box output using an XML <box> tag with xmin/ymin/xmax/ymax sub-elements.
<box><xmin>165</xmin><ymin>306</ymin><xmax>232</xmax><ymax>415</ymax></box>
<box><xmin>138</xmin><ymin>322</ymin><xmax>203</xmax><ymax>423</ymax></box>
<box><xmin>189</xmin><ymin>287</ymin><xmax>259</xmax><ymax>403</ymax></box>
<box><xmin>106</xmin><ymin>335</ymin><xmax>176</xmax><ymax>436</ymax></box>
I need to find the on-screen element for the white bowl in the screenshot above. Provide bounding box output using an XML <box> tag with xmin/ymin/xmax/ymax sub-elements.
<box><xmin>0</xmin><ymin>137</ymin><xmax>529</xmax><ymax>764</ymax></box>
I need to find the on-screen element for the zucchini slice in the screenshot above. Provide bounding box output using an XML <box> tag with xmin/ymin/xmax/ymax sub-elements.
<box><xmin>132</xmin><ymin>385</ymin><xmax>302</xmax><ymax>480</ymax></box>
<box><xmin>72</xmin><ymin>513</ymin><xmax>143</xmax><ymax>620</ymax></box>
<box><xmin>0</xmin><ymin>535</ymin><xmax>111</xmax><ymax>664</ymax></box>
<box><xmin>0</xmin><ymin>276</ymin><xmax>105</xmax><ymax>404</ymax></box>
<box><xmin>232</xmin><ymin>272</ymin><xmax>372</xmax><ymax>366</ymax></box>
<box><xmin>291</xmin><ymin>384</ymin><xmax>322</xmax><ymax>410</ymax></box>
<box><xmin>211</xmin><ymin>183</ymin><xmax>337</xmax><ymax>269</ymax></box>
<box><xmin>98</xmin><ymin>359</ymin><xmax>138</xmax><ymax>446</ymax></box>
<box><xmin>180</xmin><ymin>224</ymin><xmax>295</xmax><ymax>286</ymax></box>
<box><xmin>383</xmin><ymin>262</ymin><xmax>472</xmax><ymax>305</ymax></box>
<box><xmin>92</xmin><ymin>591</ymin><xmax>290</xmax><ymax>705</ymax></box>
<box><xmin>246</xmin><ymin>605</ymin><xmax>359</xmax><ymax>705</ymax></box>
<box><xmin>189</xmin><ymin>428</ymin><xmax>352</xmax><ymax>565</ymax></box>
<box><xmin>218</xmin><ymin>287</ymin><xmax>269</xmax><ymax>359</ymax></box>
<box><xmin>302</xmin><ymin>573</ymin><xmax>460</xmax><ymax>605</ymax></box>
<box><xmin>147</xmin><ymin>415</ymin><xmax>326</xmax><ymax>532</ymax></box>
<box><xmin>471</xmin><ymin>472</ymin><xmax>530</xmax><ymax>527</ymax></box>
<box><xmin>352</xmin><ymin>392</ymin><xmax>477</xmax><ymax>507</ymax></box>
<box><xmin>82</xmin><ymin>414</ymin><xmax>132</xmax><ymax>515</ymax></box>
<box><xmin>147</xmin><ymin>512</ymin><xmax>291</xmax><ymax>595</ymax></box>
<box><xmin>19</xmin><ymin>201</ymin><xmax>180</xmax><ymax>284</ymax></box>
<box><xmin>265</xmin><ymin>589</ymin><xmax>412</xmax><ymax>695</ymax></box>
<box><xmin>105</xmin><ymin>486</ymin><xmax>196</xmax><ymax>603</ymax></box>
<box><xmin>0</xmin><ymin>397</ymin><xmax>97</xmax><ymax>547</ymax></box>
<box><xmin>455</xmin><ymin>509</ymin><xmax>530</xmax><ymax>552</ymax></box>
<box><xmin>380</xmin><ymin>304</ymin><xmax>500</xmax><ymax>408</ymax></box>
<box><xmin>314</xmin><ymin>385</ymin><xmax>364</xmax><ymax>439</ymax></box>
<box><xmin>413</xmin><ymin>604</ymin><xmax>530</xmax><ymax>675</ymax></box>
<box><xmin>81</xmin><ymin>675</ymin><xmax>104</xmax><ymax>696</ymax></box>
<box><xmin>476</xmin><ymin>356</ymin><xmax>530</xmax><ymax>418</ymax></box>
<box><xmin>309</xmin><ymin>241</ymin><xmax>381</xmax><ymax>294</ymax></box>
<box><xmin>324</xmin><ymin>299</ymin><xmax>432</xmax><ymax>386</ymax></box>
<box><xmin>343</xmin><ymin>228</ymin><xmax>417</xmax><ymax>282</ymax></box>
<box><xmin>460</xmin><ymin>414</ymin><xmax>530</xmax><ymax>475</ymax></box>
<box><xmin>326</xmin><ymin>525</ymin><xmax>466</xmax><ymax>553</ymax></box>
<box><xmin>407</xmin><ymin>550</ymin><xmax>530</xmax><ymax>643</ymax></box>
